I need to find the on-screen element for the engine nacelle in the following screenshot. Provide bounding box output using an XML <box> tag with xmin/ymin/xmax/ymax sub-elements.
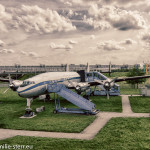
<box><xmin>10</xmin><ymin>80</ymin><xmax>23</xmax><ymax>91</ymax></box>
<box><xmin>75</xmin><ymin>82</ymin><xmax>90</xmax><ymax>92</ymax></box>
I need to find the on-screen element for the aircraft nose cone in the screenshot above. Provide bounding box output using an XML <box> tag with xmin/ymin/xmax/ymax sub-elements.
<box><xmin>9</xmin><ymin>83</ymin><xmax>17</xmax><ymax>91</ymax></box>
<box><xmin>9</xmin><ymin>84</ymin><xmax>13</xmax><ymax>87</ymax></box>
<box><xmin>105</xmin><ymin>83</ymin><xmax>109</xmax><ymax>86</ymax></box>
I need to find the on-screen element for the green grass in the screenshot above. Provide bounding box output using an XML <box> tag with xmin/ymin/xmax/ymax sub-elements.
<box><xmin>0</xmin><ymin>88</ymin><xmax>122</xmax><ymax>132</ymax></box>
<box><xmin>19</xmin><ymin>74</ymin><xmax>36</xmax><ymax>80</ymax></box>
<box><xmin>0</xmin><ymin>118</ymin><xmax>150</xmax><ymax>150</ymax></box>
<box><xmin>0</xmin><ymin>89</ymin><xmax>95</xmax><ymax>133</ymax></box>
<box><xmin>120</xmin><ymin>88</ymin><xmax>140</xmax><ymax>95</ymax></box>
<box><xmin>104</xmin><ymin>72</ymin><xmax>128</xmax><ymax>78</ymax></box>
<box><xmin>129</xmin><ymin>96</ymin><xmax>150</xmax><ymax>113</ymax></box>
<box><xmin>91</xmin><ymin>96</ymin><xmax>122</xmax><ymax>112</ymax></box>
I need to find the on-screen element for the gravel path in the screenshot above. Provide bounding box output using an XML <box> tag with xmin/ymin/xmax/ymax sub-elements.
<box><xmin>0</xmin><ymin>95</ymin><xmax>149</xmax><ymax>140</ymax></box>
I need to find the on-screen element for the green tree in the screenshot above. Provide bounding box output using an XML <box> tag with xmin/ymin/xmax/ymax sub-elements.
<box><xmin>126</xmin><ymin>66</ymin><xmax>146</xmax><ymax>89</ymax></box>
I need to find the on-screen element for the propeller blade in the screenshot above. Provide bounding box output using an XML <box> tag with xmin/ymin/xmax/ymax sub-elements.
<box><xmin>106</xmin><ymin>90</ymin><xmax>109</xmax><ymax>100</ymax></box>
<box><xmin>3</xmin><ymin>88</ymin><xmax>10</xmax><ymax>94</ymax></box>
<box><xmin>8</xmin><ymin>74</ymin><xmax>13</xmax><ymax>84</ymax></box>
<box><xmin>110</xmin><ymin>77</ymin><xmax>118</xmax><ymax>83</ymax></box>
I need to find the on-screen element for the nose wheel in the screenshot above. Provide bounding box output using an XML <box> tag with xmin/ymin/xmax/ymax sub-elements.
<box><xmin>23</xmin><ymin>98</ymin><xmax>34</xmax><ymax>117</ymax></box>
<box><xmin>24</xmin><ymin>108</ymin><xmax>34</xmax><ymax>117</ymax></box>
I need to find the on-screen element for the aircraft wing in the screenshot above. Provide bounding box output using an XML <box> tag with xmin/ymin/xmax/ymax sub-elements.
<box><xmin>115</xmin><ymin>75</ymin><xmax>150</xmax><ymax>82</ymax></box>
<box><xmin>88</xmin><ymin>79</ymin><xmax>104</xmax><ymax>86</ymax></box>
<box><xmin>88</xmin><ymin>75</ymin><xmax>150</xmax><ymax>86</ymax></box>
<box><xmin>0</xmin><ymin>77</ymin><xmax>9</xmax><ymax>82</ymax></box>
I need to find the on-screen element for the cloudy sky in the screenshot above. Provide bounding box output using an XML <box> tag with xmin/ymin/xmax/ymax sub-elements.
<box><xmin>0</xmin><ymin>0</ymin><xmax>150</xmax><ymax>65</ymax></box>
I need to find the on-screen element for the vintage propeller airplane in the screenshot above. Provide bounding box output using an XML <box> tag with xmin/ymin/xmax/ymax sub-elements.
<box><xmin>0</xmin><ymin>70</ymin><xmax>150</xmax><ymax>116</ymax></box>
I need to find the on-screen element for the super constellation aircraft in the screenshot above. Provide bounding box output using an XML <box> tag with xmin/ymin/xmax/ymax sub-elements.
<box><xmin>0</xmin><ymin>70</ymin><xmax>150</xmax><ymax>116</ymax></box>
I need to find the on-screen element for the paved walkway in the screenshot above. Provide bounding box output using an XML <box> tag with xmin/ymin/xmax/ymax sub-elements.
<box><xmin>0</xmin><ymin>95</ymin><xmax>149</xmax><ymax>140</ymax></box>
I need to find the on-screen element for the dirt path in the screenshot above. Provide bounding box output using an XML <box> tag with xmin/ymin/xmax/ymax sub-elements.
<box><xmin>0</xmin><ymin>95</ymin><xmax>149</xmax><ymax>140</ymax></box>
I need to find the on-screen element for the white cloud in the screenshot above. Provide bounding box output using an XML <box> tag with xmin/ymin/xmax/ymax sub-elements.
<box><xmin>65</xmin><ymin>44</ymin><xmax>73</xmax><ymax>50</ymax></box>
<box><xmin>139</xmin><ymin>31</ymin><xmax>150</xmax><ymax>49</ymax></box>
<box><xmin>64</xmin><ymin>1</ymin><xmax>72</xmax><ymax>7</ymax></box>
<box><xmin>84</xmin><ymin>17</ymin><xmax>111</xmax><ymax>30</ymax></box>
<box><xmin>0</xmin><ymin>4</ymin><xmax>12</xmax><ymax>32</ymax></box>
<box><xmin>0</xmin><ymin>40</ymin><xmax>5</xmax><ymax>47</ymax></box>
<box><xmin>88</xmin><ymin>3</ymin><xmax>99</xmax><ymax>18</ymax></box>
<box><xmin>61</xmin><ymin>0</ymin><xmax>83</xmax><ymax>5</ymax></box>
<box><xmin>98</xmin><ymin>0</ymin><xmax>148</xmax><ymax>11</ymax></box>
<box><xmin>21</xmin><ymin>51</ymin><xmax>39</xmax><ymax>58</ymax></box>
<box><xmin>102</xmin><ymin>0</ymin><xmax>142</xmax><ymax>5</ymax></box>
<box><xmin>14</xmin><ymin>5</ymin><xmax>76</xmax><ymax>33</ymax></box>
<box><xmin>140</xmin><ymin>32</ymin><xmax>150</xmax><ymax>42</ymax></box>
<box><xmin>50</xmin><ymin>42</ymin><xmax>73</xmax><ymax>50</ymax></box>
<box><xmin>0</xmin><ymin>4</ymin><xmax>76</xmax><ymax>34</ymax></box>
<box><xmin>67</xmin><ymin>9</ymin><xmax>74</xmax><ymax>17</ymax></box>
<box><xmin>87</xmin><ymin>4</ymin><xmax>147</xmax><ymax>31</ymax></box>
<box><xmin>102</xmin><ymin>0</ymin><xmax>150</xmax><ymax>12</ymax></box>
<box><xmin>21</xmin><ymin>51</ymin><xmax>28</xmax><ymax>56</ymax></box>
<box><xmin>69</xmin><ymin>40</ymin><xmax>78</xmax><ymax>44</ymax></box>
<box><xmin>28</xmin><ymin>52</ymin><xmax>38</xmax><ymax>58</ymax></box>
<box><xmin>120</xmin><ymin>39</ymin><xmax>137</xmax><ymax>45</ymax></box>
<box><xmin>7</xmin><ymin>49</ymin><xmax>15</xmax><ymax>53</ymax></box>
<box><xmin>90</xmin><ymin>35</ymin><xmax>96</xmax><ymax>40</ymax></box>
<box><xmin>97</xmin><ymin>40</ymin><xmax>126</xmax><ymax>51</ymax></box>
<box><xmin>50</xmin><ymin>43</ymin><xmax>65</xmax><ymax>49</ymax></box>
<box><xmin>0</xmin><ymin>49</ymin><xmax>14</xmax><ymax>53</ymax></box>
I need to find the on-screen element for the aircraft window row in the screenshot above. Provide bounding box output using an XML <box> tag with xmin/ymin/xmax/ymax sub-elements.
<box><xmin>93</xmin><ymin>73</ymin><xmax>105</xmax><ymax>80</ymax></box>
<box><xmin>86</xmin><ymin>72</ymin><xmax>106</xmax><ymax>80</ymax></box>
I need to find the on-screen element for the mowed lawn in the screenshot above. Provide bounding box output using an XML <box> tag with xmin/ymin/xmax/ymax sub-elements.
<box><xmin>120</xmin><ymin>88</ymin><xmax>140</xmax><ymax>95</ymax></box>
<box><xmin>0</xmin><ymin>118</ymin><xmax>150</xmax><ymax>150</ymax></box>
<box><xmin>129</xmin><ymin>96</ymin><xmax>150</xmax><ymax>113</ymax></box>
<box><xmin>0</xmin><ymin>88</ymin><xmax>150</xmax><ymax>149</ymax></box>
<box><xmin>0</xmin><ymin>88</ymin><xmax>122</xmax><ymax>132</ymax></box>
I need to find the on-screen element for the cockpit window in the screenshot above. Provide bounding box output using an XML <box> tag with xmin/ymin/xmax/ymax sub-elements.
<box><xmin>87</xmin><ymin>73</ymin><xmax>92</xmax><ymax>77</ymax></box>
<box><xmin>98</xmin><ymin>75</ymin><xmax>105</xmax><ymax>80</ymax></box>
<box><xmin>94</xmin><ymin>73</ymin><xmax>98</xmax><ymax>77</ymax></box>
<box><xmin>20</xmin><ymin>81</ymin><xmax>35</xmax><ymax>87</ymax></box>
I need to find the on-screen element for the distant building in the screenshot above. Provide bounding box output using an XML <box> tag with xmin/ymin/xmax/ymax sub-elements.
<box><xmin>0</xmin><ymin>63</ymin><xmax>135</xmax><ymax>74</ymax></box>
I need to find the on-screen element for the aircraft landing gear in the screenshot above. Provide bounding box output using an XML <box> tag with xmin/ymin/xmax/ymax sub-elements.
<box><xmin>23</xmin><ymin>98</ymin><xmax>34</xmax><ymax>117</ymax></box>
<box><xmin>53</xmin><ymin>109</ymin><xmax>58</xmax><ymax>114</ymax></box>
<box><xmin>45</xmin><ymin>94</ymin><xmax>51</xmax><ymax>101</ymax></box>
<box><xmin>24</xmin><ymin>108</ymin><xmax>34</xmax><ymax>117</ymax></box>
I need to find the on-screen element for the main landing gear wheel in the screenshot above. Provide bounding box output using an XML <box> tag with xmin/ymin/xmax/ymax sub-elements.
<box><xmin>84</xmin><ymin>111</ymin><xmax>90</xmax><ymax>115</ymax></box>
<box><xmin>53</xmin><ymin>109</ymin><xmax>58</xmax><ymax>114</ymax></box>
<box><xmin>46</xmin><ymin>94</ymin><xmax>50</xmax><ymax>101</ymax></box>
<box><xmin>24</xmin><ymin>108</ymin><xmax>34</xmax><ymax>117</ymax></box>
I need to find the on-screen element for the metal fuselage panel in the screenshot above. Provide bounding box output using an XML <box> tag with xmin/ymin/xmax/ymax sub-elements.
<box><xmin>17</xmin><ymin>72</ymin><xmax>80</xmax><ymax>98</ymax></box>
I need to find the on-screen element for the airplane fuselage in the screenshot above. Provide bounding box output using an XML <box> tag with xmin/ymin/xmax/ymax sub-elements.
<box><xmin>17</xmin><ymin>72</ymin><xmax>80</xmax><ymax>98</ymax></box>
